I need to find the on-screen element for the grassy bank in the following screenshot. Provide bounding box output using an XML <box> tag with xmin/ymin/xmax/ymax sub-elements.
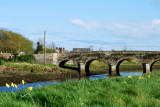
<box><xmin>0</xmin><ymin>62</ymin><xmax>58</xmax><ymax>73</ymax></box>
<box><xmin>1</xmin><ymin>60</ymin><xmax>160</xmax><ymax>73</ymax></box>
<box><xmin>0</xmin><ymin>71</ymin><xmax>160</xmax><ymax>106</ymax></box>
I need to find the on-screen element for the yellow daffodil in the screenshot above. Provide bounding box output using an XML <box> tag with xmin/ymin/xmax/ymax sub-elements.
<box><xmin>28</xmin><ymin>86</ymin><xmax>33</xmax><ymax>91</ymax></box>
<box><xmin>22</xmin><ymin>80</ymin><xmax>25</xmax><ymax>84</ymax></box>
<box><xmin>6</xmin><ymin>83</ymin><xmax>10</xmax><ymax>88</ymax></box>
<box><xmin>11</xmin><ymin>83</ymin><xmax>14</xmax><ymax>87</ymax></box>
<box><xmin>135</xmin><ymin>74</ymin><xmax>137</xmax><ymax>76</ymax></box>
<box><xmin>148</xmin><ymin>75</ymin><xmax>150</xmax><ymax>78</ymax></box>
<box><xmin>139</xmin><ymin>76</ymin><xmax>142</xmax><ymax>79</ymax></box>
<box><xmin>15</xmin><ymin>84</ymin><xmax>18</xmax><ymax>88</ymax></box>
<box><xmin>123</xmin><ymin>81</ymin><xmax>127</xmax><ymax>84</ymax></box>
<box><xmin>128</xmin><ymin>76</ymin><xmax>132</xmax><ymax>79</ymax></box>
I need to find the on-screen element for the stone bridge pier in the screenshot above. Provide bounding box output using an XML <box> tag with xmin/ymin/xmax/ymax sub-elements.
<box><xmin>78</xmin><ymin>63</ymin><xmax>86</xmax><ymax>76</ymax></box>
<box><xmin>58</xmin><ymin>60</ymin><xmax>86</xmax><ymax>76</ymax></box>
<box><xmin>108</xmin><ymin>64</ymin><xmax>118</xmax><ymax>76</ymax></box>
<box><xmin>107</xmin><ymin>58</ymin><xmax>154</xmax><ymax>76</ymax></box>
<box><xmin>143</xmin><ymin>63</ymin><xmax>151</xmax><ymax>73</ymax></box>
<box><xmin>108</xmin><ymin>63</ymin><xmax>151</xmax><ymax>76</ymax></box>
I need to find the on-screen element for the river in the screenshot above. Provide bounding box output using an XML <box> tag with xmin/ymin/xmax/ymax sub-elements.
<box><xmin>0</xmin><ymin>70</ymin><xmax>144</xmax><ymax>92</ymax></box>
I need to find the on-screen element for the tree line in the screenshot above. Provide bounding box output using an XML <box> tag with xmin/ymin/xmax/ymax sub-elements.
<box><xmin>0</xmin><ymin>29</ymin><xmax>56</xmax><ymax>54</ymax></box>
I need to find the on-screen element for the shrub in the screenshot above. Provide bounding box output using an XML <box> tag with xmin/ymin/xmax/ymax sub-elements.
<box><xmin>0</xmin><ymin>60</ymin><xmax>3</xmax><ymax>65</ymax></box>
<box><xmin>0</xmin><ymin>57</ymin><xmax>8</xmax><ymax>62</ymax></box>
<box><xmin>11</xmin><ymin>54</ymin><xmax>35</xmax><ymax>63</ymax></box>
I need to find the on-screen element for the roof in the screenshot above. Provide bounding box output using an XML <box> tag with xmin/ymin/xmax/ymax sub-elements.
<box><xmin>73</xmin><ymin>48</ymin><xmax>91</xmax><ymax>52</ymax></box>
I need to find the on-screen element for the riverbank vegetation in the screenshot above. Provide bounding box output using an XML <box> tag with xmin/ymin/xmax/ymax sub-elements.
<box><xmin>0</xmin><ymin>71</ymin><xmax>159</xmax><ymax>106</ymax></box>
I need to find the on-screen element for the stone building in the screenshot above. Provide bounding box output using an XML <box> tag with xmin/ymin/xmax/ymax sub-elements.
<box><xmin>72</xmin><ymin>48</ymin><xmax>90</xmax><ymax>52</ymax></box>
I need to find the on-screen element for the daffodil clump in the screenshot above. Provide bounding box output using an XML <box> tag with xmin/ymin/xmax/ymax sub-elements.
<box><xmin>123</xmin><ymin>81</ymin><xmax>127</xmax><ymax>84</ymax></box>
<box><xmin>5</xmin><ymin>80</ymin><xmax>33</xmax><ymax>91</ymax></box>
<box><xmin>28</xmin><ymin>86</ymin><xmax>33</xmax><ymax>91</ymax></box>
<box><xmin>123</xmin><ymin>74</ymin><xmax>151</xmax><ymax>84</ymax></box>
<box><xmin>128</xmin><ymin>76</ymin><xmax>132</xmax><ymax>79</ymax></box>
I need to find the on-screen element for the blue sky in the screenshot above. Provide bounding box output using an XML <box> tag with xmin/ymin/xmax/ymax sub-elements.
<box><xmin>0</xmin><ymin>0</ymin><xmax>160</xmax><ymax>51</ymax></box>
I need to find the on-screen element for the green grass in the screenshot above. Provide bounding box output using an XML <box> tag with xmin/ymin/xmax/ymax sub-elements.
<box><xmin>0</xmin><ymin>71</ymin><xmax>160</xmax><ymax>106</ymax></box>
<box><xmin>3</xmin><ymin>62</ymin><xmax>57</xmax><ymax>68</ymax></box>
<box><xmin>0</xmin><ymin>62</ymin><xmax>58</xmax><ymax>72</ymax></box>
<box><xmin>64</xmin><ymin>64</ymin><xmax>78</xmax><ymax>68</ymax></box>
<box><xmin>38</xmin><ymin>63</ymin><xmax>57</xmax><ymax>67</ymax></box>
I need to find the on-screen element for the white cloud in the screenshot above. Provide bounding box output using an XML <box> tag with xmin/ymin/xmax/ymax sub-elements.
<box><xmin>70</xmin><ymin>19</ymin><xmax>99</xmax><ymax>29</ymax></box>
<box><xmin>152</xmin><ymin>19</ymin><xmax>160</xmax><ymax>25</ymax></box>
<box><xmin>70</xmin><ymin>18</ymin><xmax>160</xmax><ymax>38</ymax></box>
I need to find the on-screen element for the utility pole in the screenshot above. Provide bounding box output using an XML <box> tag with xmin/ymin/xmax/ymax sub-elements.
<box><xmin>44</xmin><ymin>31</ymin><xmax>46</xmax><ymax>64</ymax></box>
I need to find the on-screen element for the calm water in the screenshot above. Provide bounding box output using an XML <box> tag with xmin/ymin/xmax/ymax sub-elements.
<box><xmin>0</xmin><ymin>72</ymin><xmax>143</xmax><ymax>92</ymax></box>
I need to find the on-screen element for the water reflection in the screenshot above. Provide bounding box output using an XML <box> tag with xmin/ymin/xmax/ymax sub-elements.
<box><xmin>88</xmin><ymin>72</ymin><xmax>142</xmax><ymax>80</ymax></box>
<box><xmin>120</xmin><ymin>72</ymin><xmax>142</xmax><ymax>76</ymax></box>
<box><xmin>0</xmin><ymin>72</ymin><xmax>142</xmax><ymax>92</ymax></box>
<box><xmin>0</xmin><ymin>81</ymin><xmax>54</xmax><ymax>92</ymax></box>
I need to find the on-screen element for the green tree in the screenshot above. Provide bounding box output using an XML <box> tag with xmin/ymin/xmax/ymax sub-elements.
<box><xmin>35</xmin><ymin>42</ymin><xmax>43</xmax><ymax>54</ymax></box>
<box><xmin>0</xmin><ymin>29</ymin><xmax>33</xmax><ymax>53</ymax></box>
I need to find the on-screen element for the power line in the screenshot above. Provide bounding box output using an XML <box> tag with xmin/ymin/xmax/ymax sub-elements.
<box><xmin>47</xmin><ymin>33</ymin><xmax>160</xmax><ymax>48</ymax></box>
<box><xmin>20</xmin><ymin>31</ymin><xmax>160</xmax><ymax>48</ymax></box>
<box><xmin>47</xmin><ymin>33</ymin><xmax>125</xmax><ymax>46</ymax></box>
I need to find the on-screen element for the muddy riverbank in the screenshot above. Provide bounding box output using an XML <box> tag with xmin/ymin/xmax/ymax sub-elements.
<box><xmin>0</xmin><ymin>69</ymin><xmax>109</xmax><ymax>86</ymax></box>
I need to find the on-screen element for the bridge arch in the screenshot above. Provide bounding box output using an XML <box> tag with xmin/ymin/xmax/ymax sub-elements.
<box><xmin>85</xmin><ymin>59</ymin><xmax>96</xmax><ymax>76</ymax></box>
<box><xmin>150</xmin><ymin>59</ymin><xmax>160</xmax><ymax>72</ymax></box>
<box><xmin>59</xmin><ymin>60</ymin><xmax>70</xmax><ymax>67</ymax></box>
<box><xmin>116</xmin><ymin>58</ymin><xmax>141</xmax><ymax>75</ymax></box>
<box><xmin>58</xmin><ymin>59</ymin><xmax>80</xmax><ymax>73</ymax></box>
<box><xmin>85</xmin><ymin>59</ymin><xmax>108</xmax><ymax>76</ymax></box>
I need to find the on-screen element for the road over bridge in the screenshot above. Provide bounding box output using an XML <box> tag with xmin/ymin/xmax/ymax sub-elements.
<box><xmin>56</xmin><ymin>51</ymin><xmax>160</xmax><ymax>76</ymax></box>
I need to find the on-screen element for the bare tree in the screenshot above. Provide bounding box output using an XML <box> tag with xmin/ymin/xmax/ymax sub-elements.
<box><xmin>38</xmin><ymin>38</ymin><xmax>44</xmax><ymax>46</ymax></box>
<box><xmin>122</xmin><ymin>45</ymin><xmax>127</xmax><ymax>51</ymax></box>
<box><xmin>89</xmin><ymin>45</ymin><xmax>94</xmax><ymax>51</ymax></box>
<box><xmin>49</xmin><ymin>42</ymin><xmax>56</xmax><ymax>50</ymax></box>
<box><xmin>99</xmin><ymin>47</ymin><xmax>103</xmax><ymax>51</ymax></box>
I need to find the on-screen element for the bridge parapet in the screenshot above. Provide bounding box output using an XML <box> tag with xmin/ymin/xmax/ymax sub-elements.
<box><xmin>59</xmin><ymin>51</ymin><xmax>160</xmax><ymax>56</ymax></box>
<box><xmin>58</xmin><ymin>51</ymin><xmax>160</xmax><ymax>63</ymax></box>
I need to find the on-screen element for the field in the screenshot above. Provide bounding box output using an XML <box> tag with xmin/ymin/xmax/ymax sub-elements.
<box><xmin>0</xmin><ymin>71</ymin><xmax>159</xmax><ymax>106</ymax></box>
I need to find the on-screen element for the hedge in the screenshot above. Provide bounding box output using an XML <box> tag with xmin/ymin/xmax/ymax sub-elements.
<box><xmin>11</xmin><ymin>54</ymin><xmax>35</xmax><ymax>63</ymax></box>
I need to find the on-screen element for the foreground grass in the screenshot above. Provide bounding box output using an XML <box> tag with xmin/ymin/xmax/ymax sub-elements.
<box><xmin>0</xmin><ymin>71</ymin><xmax>160</xmax><ymax>107</ymax></box>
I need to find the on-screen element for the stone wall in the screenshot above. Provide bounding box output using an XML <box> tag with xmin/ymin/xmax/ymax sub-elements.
<box><xmin>0</xmin><ymin>53</ymin><xmax>11</xmax><ymax>59</ymax></box>
<box><xmin>34</xmin><ymin>53</ymin><xmax>58</xmax><ymax>65</ymax></box>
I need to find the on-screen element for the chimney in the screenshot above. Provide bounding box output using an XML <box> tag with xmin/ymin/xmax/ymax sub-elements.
<box><xmin>56</xmin><ymin>47</ymin><xmax>59</xmax><ymax>53</ymax></box>
<box><xmin>62</xmin><ymin>48</ymin><xmax>65</xmax><ymax>53</ymax></box>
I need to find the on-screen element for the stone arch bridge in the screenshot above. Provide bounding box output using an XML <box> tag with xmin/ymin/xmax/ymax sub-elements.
<box><xmin>56</xmin><ymin>51</ymin><xmax>160</xmax><ymax>76</ymax></box>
